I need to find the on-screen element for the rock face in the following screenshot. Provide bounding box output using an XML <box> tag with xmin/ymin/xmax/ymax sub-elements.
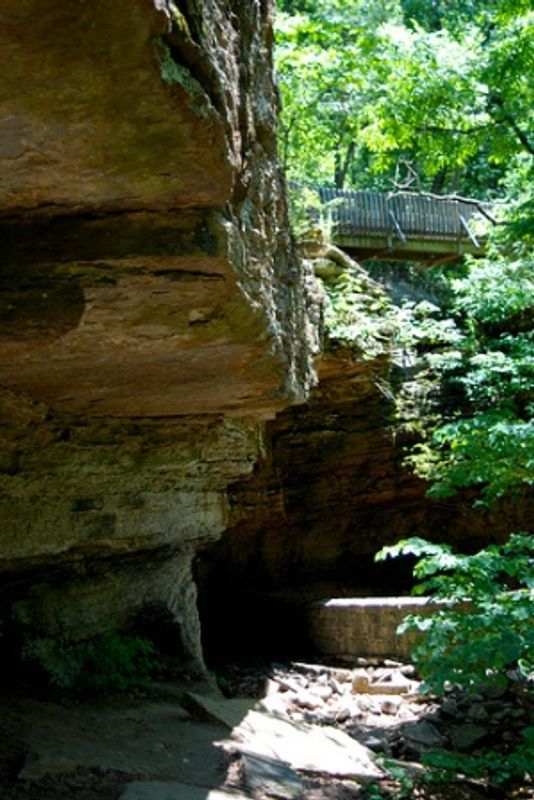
<box><xmin>197</xmin><ymin>256</ymin><xmax>532</xmax><ymax>661</ymax></box>
<box><xmin>0</xmin><ymin>1</ymin><xmax>317</xmax><ymax>673</ymax></box>
<box><xmin>2</xmin><ymin>4</ymin><xmax>529</xmax><ymax>675</ymax></box>
<box><xmin>0</xmin><ymin>0</ymin><xmax>317</xmax><ymax>416</ymax></box>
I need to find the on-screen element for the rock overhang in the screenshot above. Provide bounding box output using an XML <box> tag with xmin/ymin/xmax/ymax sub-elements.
<box><xmin>0</xmin><ymin>0</ymin><xmax>318</xmax><ymax>671</ymax></box>
<box><xmin>0</xmin><ymin>0</ymin><xmax>318</xmax><ymax>418</ymax></box>
<box><xmin>0</xmin><ymin>0</ymin><xmax>233</xmax><ymax>217</ymax></box>
<box><xmin>0</xmin><ymin>209</ymin><xmax>292</xmax><ymax>417</ymax></box>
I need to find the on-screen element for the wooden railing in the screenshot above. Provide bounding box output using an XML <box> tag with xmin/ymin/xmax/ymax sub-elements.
<box><xmin>314</xmin><ymin>187</ymin><xmax>493</xmax><ymax>262</ymax></box>
<box><xmin>318</xmin><ymin>187</ymin><xmax>489</xmax><ymax>242</ymax></box>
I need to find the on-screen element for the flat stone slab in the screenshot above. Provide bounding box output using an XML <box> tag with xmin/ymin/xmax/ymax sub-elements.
<box><xmin>231</xmin><ymin>710</ymin><xmax>384</xmax><ymax>783</ymax></box>
<box><xmin>181</xmin><ymin>693</ymin><xmax>255</xmax><ymax>729</ymax></box>
<box><xmin>242</xmin><ymin>752</ymin><xmax>303</xmax><ymax>799</ymax></box>
<box><xmin>120</xmin><ymin>783</ymin><xmax>252</xmax><ymax>800</ymax></box>
<box><xmin>11</xmin><ymin>695</ymin><xmax>228</xmax><ymax>786</ymax></box>
<box><xmin>184</xmin><ymin>692</ymin><xmax>382</xmax><ymax>782</ymax></box>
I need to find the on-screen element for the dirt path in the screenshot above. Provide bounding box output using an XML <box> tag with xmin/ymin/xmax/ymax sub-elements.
<box><xmin>0</xmin><ymin>680</ymin><xmax>230</xmax><ymax>799</ymax></box>
<box><xmin>0</xmin><ymin>663</ymin><xmax>532</xmax><ymax>800</ymax></box>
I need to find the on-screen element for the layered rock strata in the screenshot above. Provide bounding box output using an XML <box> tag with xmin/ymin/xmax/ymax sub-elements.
<box><xmin>198</xmin><ymin>254</ymin><xmax>531</xmax><ymax>660</ymax></box>
<box><xmin>0</xmin><ymin>0</ymin><xmax>317</xmax><ymax>672</ymax></box>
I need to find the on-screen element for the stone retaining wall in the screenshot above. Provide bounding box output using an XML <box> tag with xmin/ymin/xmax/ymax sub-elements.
<box><xmin>306</xmin><ymin>597</ymin><xmax>436</xmax><ymax>661</ymax></box>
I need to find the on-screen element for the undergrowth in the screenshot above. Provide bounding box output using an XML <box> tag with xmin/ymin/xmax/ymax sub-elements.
<box><xmin>22</xmin><ymin>631</ymin><xmax>158</xmax><ymax>692</ymax></box>
<box><xmin>376</xmin><ymin>534</ymin><xmax>534</xmax><ymax>787</ymax></box>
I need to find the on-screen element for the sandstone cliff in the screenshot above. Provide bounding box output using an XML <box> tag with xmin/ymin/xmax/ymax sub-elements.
<box><xmin>0</xmin><ymin>0</ymin><xmax>318</xmax><ymax>674</ymax></box>
<box><xmin>197</xmin><ymin>251</ymin><xmax>532</xmax><ymax>661</ymax></box>
<box><xmin>2</xmin><ymin>3</ymin><xmax>528</xmax><ymax>678</ymax></box>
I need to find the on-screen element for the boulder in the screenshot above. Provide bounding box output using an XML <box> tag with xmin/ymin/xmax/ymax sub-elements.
<box><xmin>449</xmin><ymin>723</ymin><xmax>489</xmax><ymax>751</ymax></box>
<box><xmin>242</xmin><ymin>752</ymin><xmax>303</xmax><ymax>799</ymax></box>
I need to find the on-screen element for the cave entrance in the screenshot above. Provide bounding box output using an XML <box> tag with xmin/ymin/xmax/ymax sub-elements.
<box><xmin>195</xmin><ymin>550</ymin><xmax>416</xmax><ymax>669</ymax></box>
<box><xmin>129</xmin><ymin>603</ymin><xmax>186</xmax><ymax>665</ymax></box>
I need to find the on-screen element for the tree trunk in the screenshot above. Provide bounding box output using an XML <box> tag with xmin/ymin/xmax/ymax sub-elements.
<box><xmin>334</xmin><ymin>140</ymin><xmax>355</xmax><ymax>189</ymax></box>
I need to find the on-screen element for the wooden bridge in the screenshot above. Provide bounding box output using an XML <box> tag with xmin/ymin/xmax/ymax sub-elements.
<box><xmin>316</xmin><ymin>187</ymin><xmax>493</xmax><ymax>264</ymax></box>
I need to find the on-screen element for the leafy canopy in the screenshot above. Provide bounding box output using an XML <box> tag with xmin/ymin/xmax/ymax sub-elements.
<box><xmin>275</xmin><ymin>1</ymin><xmax>534</xmax><ymax>197</ymax></box>
<box><xmin>277</xmin><ymin>1</ymin><xmax>534</xmax><ymax>504</ymax></box>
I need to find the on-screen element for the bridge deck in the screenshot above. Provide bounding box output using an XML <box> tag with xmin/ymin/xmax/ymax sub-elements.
<box><xmin>317</xmin><ymin>188</ymin><xmax>491</xmax><ymax>264</ymax></box>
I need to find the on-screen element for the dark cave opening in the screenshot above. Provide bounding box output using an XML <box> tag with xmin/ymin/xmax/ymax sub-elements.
<box><xmin>195</xmin><ymin>551</ymin><xmax>416</xmax><ymax>668</ymax></box>
<box><xmin>129</xmin><ymin>603</ymin><xmax>186</xmax><ymax>661</ymax></box>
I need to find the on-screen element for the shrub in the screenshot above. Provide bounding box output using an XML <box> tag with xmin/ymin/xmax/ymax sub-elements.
<box><xmin>23</xmin><ymin>631</ymin><xmax>158</xmax><ymax>692</ymax></box>
<box><xmin>376</xmin><ymin>533</ymin><xmax>534</xmax><ymax>692</ymax></box>
<box><xmin>376</xmin><ymin>533</ymin><xmax>534</xmax><ymax>784</ymax></box>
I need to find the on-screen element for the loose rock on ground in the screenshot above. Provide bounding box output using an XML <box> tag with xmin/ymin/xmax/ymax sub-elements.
<box><xmin>0</xmin><ymin>660</ymin><xmax>532</xmax><ymax>800</ymax></box>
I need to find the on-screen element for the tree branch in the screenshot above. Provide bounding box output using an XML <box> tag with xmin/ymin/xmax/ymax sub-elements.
<box><xmin>500</xmin><ymin>115</ymin><xmax>534</xmax><ymax>157</ymax></box>
<box><xmin>487</xmin><ymin>93</ymin><xmax>534</xmax><ymax>157</ymax></box>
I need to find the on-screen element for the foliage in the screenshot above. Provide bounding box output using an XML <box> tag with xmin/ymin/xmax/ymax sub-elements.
<box><xmin>276</xmin><ymin>1</ymin><xmax>534</xmax><ymax>198</ymax></box>
<box><xmin>392</xmin><ymin>300</ymin><xmax>463</xmax><ymax>349</ymax></box>
<box><xmin>376</xmin><ymin>534</ymin><xmax>534</xmax><ymax>783</ymax></box>
<box><xmin>288</xmin><ymin>185</ymin><xmax>341</xmax><ymax>240</ymax></box>
<box><xmin>283</xmin><ymin>0</ymin><xmax>534</xmax><ymax>788</ymax></box>
<box><xmin>322</xmin><ymin>263</ymin><xmax>525</xmax><ymax>511</ymax></box>
<box><xmin>360</xmin><ymin>762</ymin><xmax>415</xmax><ymax>800</ymax></box>
<box><xmin>411</xmin><ymin>414</ymin><xmax>534</xmax><ymax>503</ymax></box>
<box><xmin>377</xmin><ymin>534</ymin><xmax>534</xmax><ymax>691</ymax></box>
<box><xmin>322</xmin><ymin>270</ymin><xmax>465</xmax><ymax>361</ymax></box>
<box><xmin>23</xmin><ymin>631</ymin><xmax>158</xmax><ymax>692</ymax></box>
<box><xmin>312</xmin><ymin>210</ymin><xmax>533</xmax><ymax>509</ymax></box>
<box><xmin>422</xmin><ymin>730</ymin><xmax>534</xmax><ymax>786</ymax></box>
<box><xmin>406</xmin><ymin>253</ymin><xmax>534</xmax><ymax>503</ymax></box>
<box><xmin>322</xmin><ymin>271</ymin><xmax>395</xmax><ymax>358</ymax></box>
<box><xmin>275</xmin><ymin>1</ymin><xmax>403</xmax><ymax>189</ymax></box>
<box><xmin>453</xmin><ymin>256</ymin><xmax>534</xmax><ymax>327</ymax></box>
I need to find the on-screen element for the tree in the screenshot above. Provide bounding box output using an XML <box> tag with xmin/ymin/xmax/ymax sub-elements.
<box><xmin>376</xmin><ymin>534</ymin><xmax>534</xmax><ymax>785</ymax></box>
<box><xmin>408</xmin><ymin>252</ymin><xmax>534</xmax><ymax>503</ymax></box>
<box><xmin>279</xmin><ymin>3</ymin><xmax>534</xmax><ymax>786</ymax></box>
<box><xmin>275</xmin><ymin>1</ymin><xmax>534</xmax><ymax>198</ymax></box>
<box><xmin>276</xmin><ymin>0</ymin><xmax>534</xmax><ymax>503</ymax></box>
<box><xmin>275</xmin><ymin>0</ymin><xmax>403</xmax><ymax>188</ymax></box>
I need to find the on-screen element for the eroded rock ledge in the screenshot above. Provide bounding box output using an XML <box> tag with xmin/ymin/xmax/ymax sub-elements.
<box><xmin>0</xmin><ymin>1</ymin><xmax>318</xmax><ymax>673</ymax></box>
<box><xmin>197</xmin><ymin>251</ymin><xmax>532</xmax><ymax>661</ymax></box>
